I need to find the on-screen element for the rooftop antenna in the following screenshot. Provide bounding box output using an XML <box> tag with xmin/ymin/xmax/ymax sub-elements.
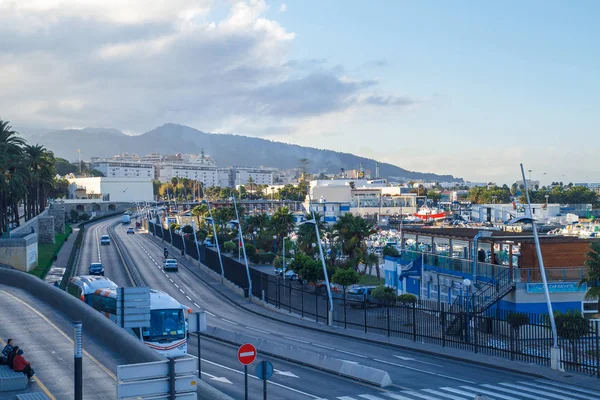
<box><xmin>78</xmin><ymin>149</ymin><xmax>81</xmax><ymax>174</ymax></box>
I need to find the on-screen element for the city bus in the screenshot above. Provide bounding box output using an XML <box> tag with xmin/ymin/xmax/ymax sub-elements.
<box><xmin>90</xmin><ymin>288</ymin><xmax>191</xmax><ymax>357</ymax></box>
<box><xmin>66</xmin><ymin>275</ymin><xmax>118</xmax><ymax>305</ymax></box>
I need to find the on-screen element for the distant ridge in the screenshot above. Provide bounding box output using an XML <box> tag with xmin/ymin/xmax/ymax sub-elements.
<box><xmin>21</xmin><ymin>123</ymin><xmax>461</xmax><ymax>182</ymax></box>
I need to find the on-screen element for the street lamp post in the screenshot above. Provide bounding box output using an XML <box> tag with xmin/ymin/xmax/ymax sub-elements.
<box><xmin>462</xmin><ymin>278</ymin><xmax>472</xmax><ymax>342</ymax></box>
<box><xmin>253</xmin><ymin>231</ymin><xmax>257</xmax><ymax>249</ymax></box>
<box><xmin>511</xmin><ymin>163</ymin><xmax>560</xmax><ymax>370</ymax></box>
<box><xmin>273</xmin><ymin>235</ymin><xmax>277</xmax><ymax>255</ymax></box>
<box><xmin>232</xmin><ymin>194</ymin><xmax>252</xmax><ymax>296</ymax></box>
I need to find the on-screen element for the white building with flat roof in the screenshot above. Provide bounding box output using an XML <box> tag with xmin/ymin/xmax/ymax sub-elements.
<box><xmin>67</xmin><ymin>177</ymin><xmax>154</xmax><ymax>202</ymax></box>
<box><xmin>157</xmin><ymin>163</ymin><xmax>218</xmax><ymax>187</ymax></box>
<box><xmin>91</xmin><ymin>160</ymin><xmax>155</xmax><ymax>179</ymax></box>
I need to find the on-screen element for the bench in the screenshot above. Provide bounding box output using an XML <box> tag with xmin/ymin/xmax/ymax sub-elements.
<box><xmin>0</xmin><ymin>365</ymin><xmax>27</xmax><ymax>392</ymax></box>
<box><xmin>16</xmin><ymin>393</ymin><xmax>51</xmax><ymax>400</ymax></box>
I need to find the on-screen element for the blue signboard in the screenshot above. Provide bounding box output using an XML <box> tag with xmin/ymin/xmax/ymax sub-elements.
<box><xmin>255</xmin><ymin>360</ymin><xmax>274</xmax><ymax>380</ymax></box>
<box><xmin>526</xmin><ymin>282</ymin><xmax>587</xmax><ymax>294</ymax></box>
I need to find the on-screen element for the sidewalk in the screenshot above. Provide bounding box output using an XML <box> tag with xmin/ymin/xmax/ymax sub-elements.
<box><xmin>147</xmin><ymin>233</ymin><xmax>600</xmax><ymax>392</ymax></box>
<box><xmin>44</xmin><ymin>224</ymin><xmax>80</xmax><ymax>285</ymax></box>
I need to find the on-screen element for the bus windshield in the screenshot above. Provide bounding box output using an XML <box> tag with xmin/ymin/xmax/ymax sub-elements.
<box><xmin>143</xmin><ymin>309</ymin><xmax>185</xmax><ymax>342</ymax></box>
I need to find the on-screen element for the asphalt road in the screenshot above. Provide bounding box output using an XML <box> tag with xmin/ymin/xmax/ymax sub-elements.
<box><xmin>0</xmin><ymin>285</ymin><xmax>123</xmax><ymax>400</ymax></box>
<box><xmin>109</xmin><ymin>225</ymin><xmax>600</xmax><ymax>399</ymax></box>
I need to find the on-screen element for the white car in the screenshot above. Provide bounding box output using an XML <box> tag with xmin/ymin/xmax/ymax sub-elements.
<box><xmin>100</xmin><ymin>235</ymin><xmax>110</xmax><ymax>245</ymax></box>
<box><xmin>163</xmin><ymin>259</ymin><xmax>179</xmax><ymax>271</ymax></box>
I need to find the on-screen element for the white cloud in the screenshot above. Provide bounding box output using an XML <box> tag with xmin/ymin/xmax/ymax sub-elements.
<box><xmin>0</xmin><ymin>0</ymin><xmax>410</xmax><ymax>134</ymax></box>
<box><xmin>280</xmin><ymin>3</ymin><xmax>287</xmax><ymax>13</ymax></box>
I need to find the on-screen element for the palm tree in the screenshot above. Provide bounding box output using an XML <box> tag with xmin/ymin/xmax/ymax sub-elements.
<box><xmin>333</xmin><ymin>213</ymin><xmax>376</xmax><ymax>271</ymax></box>
<box><xmin>296</xmin><ymin>212</ymin><xmax>326</xmax><ymax>255</ymax></box>
<box><xmin>191</xmin><ymin>204</ymin><xmax>209</xmax><ymax>227</ymax></box>
<box><xmin>24</xmin><ymin>144</ymin><xmax>50</xmax><ymax>216</ymax></box>
<box><xmin>0</xmin><ymin>120</ymin><xmax>26</xmax><ymax>234</ymax></box>
<box><xmin>269</xmin><ymin>206</ymin><xmax>296</xmax><ymax>251</ymax></box>
<box><xmin>247</xmin><ymin>177</ymin><xmax>255</xmax><ymax>198</ymax></box>
<box><xmin>582</xmin><ymin>241</ymin><xmax>600</xmax><ymax>317</ymax></box>
<box><xmin>365</xmin><ymin>252</ymin><xmax>381</xmax><ymax>279</ymax></box>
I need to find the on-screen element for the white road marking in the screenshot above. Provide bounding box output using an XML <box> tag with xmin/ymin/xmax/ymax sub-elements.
<box><xmin>201</xmin><ymin>358</ymin><xmax>320</xmax><ymax>398</ymax></box>
<box><xmin>245</xmin><ymin>326</ymin><xmax>270</xmax><ymax>334</ymax></box>
<box><xmin>201</xmin><ymin>372</ymin><xmax>233</xmax><ymax>384</ymax></box>
<box><xmin>169</xmin><ymin>279</ymin><xmax>174</xmax><ymax>283</ymax></box>
<box><xmin>194</xmin><ymin>303</ymin><xmax>200</xmax><ymax>308</ymax></box>
<box><xmin>186</xmin><ymin>296</ymin><xmax>192</xmax><ymax>301</ymax></box>
<box><xmin>179</xmin><ymin>289</ymin><xmax>185</xmax><ymax>294</ymax></box>
<box><xmin>205</xmin><ymin>311</ymin><xmax>216</xmax><ymax>317</ymax></box>
<box><xmin>274</xmin><ymin>369</ymin><xmax>299</xmax><ymax>378</ymax></box>
<box><xmin>336</xmin><ymin>349</ymin><xmax>367</xmax><ymax>358</ymax></box>
<box><xmin>373</xmin><ymin>359</ymin><xmax>475</xmax><ymax>384</ymax></box>
<box><xmin>312</xmin><ymin>343</ymin><xmax>334</xmax><ymax>350</ymax></box>
<box><xmin>284</xmin><ymin>336</ymin><xmax>310</xmax><ymax>344</ymax></box>
<box><xmin>221</xmin><ymin>318</ymin><xmax>238</xmax><ymax>325</ymax></box>
<box><xmin>174</xmin><ymin>284</ymin><xmax>179</xmax><ymax>288</ymax></box>
<box><xmin>393</xmin><ymin>355</ymin><xmax>443</xmax><ymax>367</ymax></box>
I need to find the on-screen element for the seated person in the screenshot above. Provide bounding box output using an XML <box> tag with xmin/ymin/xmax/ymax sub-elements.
<box><xmin>7</xmin><ymin>346</ymin><xmax>19</xmax><ymax>369</ymax></box>
<box><xmin>0</xmin><ymin>338</ymin><xmax>13</xmax><ymax>364</ymax></box>
<box><xmin>12</xmin><ymin>349</ymin><xmax>35</xmax><ymax>381</ymax></box>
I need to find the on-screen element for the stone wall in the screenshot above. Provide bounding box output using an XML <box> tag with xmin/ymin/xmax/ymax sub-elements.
<box><xmin>47</xmin><ymin>203</ymin><xmax>66</xmax><ymax>234</ymax></box>
<box><xmin>37</xmin><ymin>216</ymin><xmax>55</xmax><ymax>244</ymax></box>
<box><xmin>63</xmin><ymin>201</ymin><xmax>134</xmax><ymax>222</ymax></box>
<box><xmin>0</xmin><ymin>233</ymin><xmax>38</xmax><ymax>272</ymax></box>
<box><xmin>10</xmin><ymin>210</ymin><xmax>45</xmax><ymax>238</ymax></box>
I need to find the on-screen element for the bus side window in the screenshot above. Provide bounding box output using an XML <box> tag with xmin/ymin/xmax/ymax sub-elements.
<box><xmin>67</xmin><ymin>283</ymin><xmax>80</xmax><ymax>299</ymax></box>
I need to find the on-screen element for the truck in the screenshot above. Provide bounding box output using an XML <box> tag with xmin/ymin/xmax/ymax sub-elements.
<box><xmin>121</xmin><ymin>214</ymin><xmax>131</xmax><ymax>225</ymax></box>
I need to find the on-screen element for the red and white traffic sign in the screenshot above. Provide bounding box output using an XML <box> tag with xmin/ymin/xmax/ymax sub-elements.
<box><xmin>237</xmin><ymin>343</ymin><xmax>257</xmax><ymax>365</ymax></box>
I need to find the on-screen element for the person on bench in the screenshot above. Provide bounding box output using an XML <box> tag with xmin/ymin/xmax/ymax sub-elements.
<box><xmin>7</xmin><ymin>346</ymin><xmax>19</xmax><ymax>369</ymax></box>
<box><xmin>0</xmin><ymin>338</ymin><xmax>13</xmax><ymax>364</ymax></box>
<box><xmin>12</xmin><ymin>349</ymin><xmax>35</xmax><ymax>381</ymax></box>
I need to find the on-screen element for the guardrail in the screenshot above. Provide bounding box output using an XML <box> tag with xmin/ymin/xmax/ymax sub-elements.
<box><xmin>0</xmin><ymin>266</ymin><xmax>163</xmax><ymax>364</ymax></box>
<box><xmin>60</xmin><ymin>212</ymin><xmax>124</xmax><ymax>289</ymax></box>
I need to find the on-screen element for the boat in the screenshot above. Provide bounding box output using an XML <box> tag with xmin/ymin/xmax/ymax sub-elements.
<box><xmin>414</xmin><ymin>206</ymin><xmax>446</xmax><ymax>221</ymax></box>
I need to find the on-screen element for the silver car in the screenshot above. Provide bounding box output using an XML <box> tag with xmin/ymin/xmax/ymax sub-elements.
<box><xmin>163</xmin><ymin>259</ymin><xmax>178</xmax><ymax>271</ymax></box>
<box><xmin>100</xmin><ymin>235</ymin><xmax>110</xmax><ymax>245</ymax></box>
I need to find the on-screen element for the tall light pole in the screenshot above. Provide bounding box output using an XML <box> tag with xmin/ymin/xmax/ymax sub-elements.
<box><xmin>273</xmin><ymin>235</ymin><xmax>277</xmax><ymax>254</ymax></box>
<box><xmin>511</xmin><ymin>163</ymin><xmax>559</xmax><ymax>370</ymax></box>
<box><xmin>232</xmin><ymin>194</ymin><xmax>252</xmax><ymax>296</ymax></box>
<box><xmin>304</xmin><ymin>190</ymin><xmax>334</xmax><ymax>326</ymax></box>
<box><xmin>206</xmin><ymin>200</ymin><xmax>224</xmax><ymax>278</ymax></box>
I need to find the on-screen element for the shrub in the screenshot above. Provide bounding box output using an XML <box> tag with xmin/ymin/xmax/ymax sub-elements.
<box><xmin>332</xmin><ymin>268</ymin><xmax>360</xmax><ymax>290</ymax></box>
<box><xmin>181</xmin><ymin>225</ymin><xmax>194</xmax><ymax>234</ymax></box>
<box><xmin>79</xmin><ymin>213</ymin><xmax>90</xmax><ymax>221</ymax></box>
<box><xmin>70</xmin><ymin>209</ymin><xmax>79</xmax><ymax>222</ymax></box>
<box><xmin>371</xmin><ymin>286</ymin><xmax>396</xmax><ymax>306</ymax></box>
<box><xmin>383</xmin><ymin>246</ymin><xmax>400</xmax><ymax>257</ymax></box>
<box><xmin>195</xmin><ymin>229</ymin><xmax>208</xmax><ymax>241</ymax></box>
<box><xmin>259</xmin><ymin>252</ymin><xmax>276</xmax><ymax>264</ymax></box>
<box><xmin>397</xmin><ymin>293</ymin><xmax>417</xmax><ymax>304</ymax></box>
<box><xmin>223</xmin><ymin>241</ymin><xmax>236</xmax><ymax>253</ymax></box>
<box><xmin>244</xmin><ymin>243</ymin><xmax>256</xmax><ymax>257</ymax></box>
<box><xmin>507</xmin><ymin>312</ymin><xmax>529</xmax><ymax>331</ymax></box>
<box><xmin>169</xmin><ymin>223</ymin><xmax>180</xmax><ymax>231</ymax></box>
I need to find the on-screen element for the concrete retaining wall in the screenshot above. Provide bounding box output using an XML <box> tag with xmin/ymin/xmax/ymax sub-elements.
<box><xmin>47</xmin><ymin>203</ymin><xmax>66</xmax><ymax>234</ymax></box>
<box><xmin>202</xmin><ymin>326</ymin><xmax>393</xmax><ymax>387</ymax></box>
<box><xmin>0</xmin><ymin>266</ymin><xmax>163</xmax><ymax>364</ymax></box>
<box><xmin>0</xmin><ymin>234</ymin><xmax>38</xmax><ymax>272</ymax></box>
<box><xmin>37</xmin><ymin>216</ymin><xmax>55</xmax><ymax>244</ymax></box>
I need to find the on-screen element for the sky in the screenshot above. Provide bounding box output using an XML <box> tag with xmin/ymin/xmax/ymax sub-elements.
<box><xmin>0</xmin><ymin>0</ymin><xmax>598</xmax><ymax>185</ymax></box>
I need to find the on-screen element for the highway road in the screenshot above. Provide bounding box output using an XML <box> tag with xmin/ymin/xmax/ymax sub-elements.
<box><xmin>0</xmin><ymin>284</ymin><xmax>123</xmax><ymax>400</ymax></box>
<box><xmin>108</xmin><ymin>221</ymin><xmax>600</xmax><ymax>400</ymax></box>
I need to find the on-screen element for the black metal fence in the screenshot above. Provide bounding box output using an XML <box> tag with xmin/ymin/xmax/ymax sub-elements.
<box><xmin>147</xmin><ymin>222</ymin><xmax>600</xmax><ymax>377</ymax></box>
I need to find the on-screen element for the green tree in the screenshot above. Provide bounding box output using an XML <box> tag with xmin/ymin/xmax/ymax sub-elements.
<box><xmin>333</xmin><ymin>213</ymin><xmax>376</xmax><ymax>271</ymax></box>
<box><xmin>581</xmin><ymin>241</ymin><xmax>600</xmax><ymax>317</ymax></box>
<box><xmin>383</xmin><ymin>245</ymin><xmax>400</xmax><ymax>257</ymax></box>
<box><xmin>296</xmin><ymin>212</ymin><xmax>326</xmax><ymax>256</ymax></box>
<box><xmin>269</xmin><ymin>206</ymin><xmax>296</xmax><ymax>251</ymax></box>
<box><xmin>364</xmin><ymin>252</ymin><xmax>380</xmax><ymax>279</ymax></box>
<box><xmin>554</xmin><ymin>310</ymin><xmax>589</xmax><ymax>364</ymax></box>
<box><xmin>331</xmin><ymin>268</ymin><xmax>360</xmax><ymax>291</ymax></box>
<box><xmin>192</xmin><ymin>204</ymin><xmax>209</xmax><ymax>227</ymax></box>
<box><xmin>54</xmin><ymin>157</ymin><xmax>78</xmax><ymax>176</ymax></box>
<box><xmin>371</xmin><ymin>286</ymin><xmax>396</xmax><ymax>306</ymax></box>
<box><xmin>507</xmin><ymin>312</ymin><xmax>529</xmax><ymax>352</ymax></box>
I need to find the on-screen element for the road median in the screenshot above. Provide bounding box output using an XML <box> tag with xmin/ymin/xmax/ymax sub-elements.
<box><xmin>201</xmin><ymin>326</ymin><xmax>393</xmax><ymax>388</ymax></box>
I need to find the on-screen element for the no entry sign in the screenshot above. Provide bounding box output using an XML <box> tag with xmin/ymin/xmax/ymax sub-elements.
<box><xmin>237</xmin><ymin>343</ymin><xmax>257</xmax><ymax>365</ymax></box>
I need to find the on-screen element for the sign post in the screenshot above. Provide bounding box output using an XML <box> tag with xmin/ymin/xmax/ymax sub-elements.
<box><xmin>255</xmin><ymin>360</ymin><xmax>273</xmax><ymax>400</ymax></box>
<box><xmin>189</xmin><ymin>312</ymin><xmax>207</xmax><ymax>379</ymax></box>
<box><xmin>237</xmin><ymin>343</ymin><xmax>257</xmax><ymax>400</ymax></box>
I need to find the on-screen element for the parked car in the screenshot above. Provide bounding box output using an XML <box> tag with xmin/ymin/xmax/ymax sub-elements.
<box><xmin>163</xmin><ymin>258</ymin><xmax>179</xmax><ymax>271</ymax></box>
<box><xmin>126</xmin><ymin>227</ymin><xmax>135</xmax><ymax>234</ymax></box>
<box><xmin>274</xmin><ymin>268</ymin><xmax>283</xmax><ymax>276</ymax></box>
<box><xmin>203</xmin><ymin>239</ymin><xmax>214</xmax><ymax>247</ymax></box>
<box><xmin>100</xmin><ymin>235</ymin><xmax>110</xmax><ymax>245</ymax></box>
<box><xmin>89</xmin><ymin>262</ymin><xmax>104</xmax><ymax>276</ymax></box>
<box><xmin>284</xmin><ymin>270</ymin><xmax>299</xmax><ymax>281</ymax></box>
<box><xmin>345</xmin><ymin>286</ymin><xmax>377</xmax><ymax>306</ymax></box>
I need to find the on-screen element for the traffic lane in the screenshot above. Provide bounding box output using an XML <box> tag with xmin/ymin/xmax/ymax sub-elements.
<box><xmin>0</xmin><ymin>285</ymin><xmax>122</xmax><ymax>400</ymax></box>
<box><xmin>115</xmin><ymin>233</ymin><xmax>359</xmax><ymax>399</ymax></box>
<box><xmin>131</xmin><ymin>232</ymin><xmax>526</xmax><ymax>388</ymax></box>
<box><xmin>103</xmin><ymin>220</ymin><xmax>135</xmax><ymax>287</ymax></box>
<box><xmin>76</xmin><ymin>220</ymin><xmax>100</xmax><ymax>276</ymax></box>
<box><xmin>190</xmin><ymin>338</ymin><xmax>377</xmax><ymax>399</ymax></box>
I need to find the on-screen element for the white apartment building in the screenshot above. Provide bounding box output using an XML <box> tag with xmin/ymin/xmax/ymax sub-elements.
<box><xmin>91</xmin><ymin>160</ymin><xmax>155</xmax><ymax>179</ymax></box>
<box><xmin>67</xmin><ymin>177</ymin><xmax>153</xmax><ymax>202</ymax></box>
<box><xmin>217</xmin><ymin>166</ymin><xmax>277</xmax><ymax>188</ymax></box>
<box><xmin>158</xmin><ymin>163</ymin><xmax>218</xmax><ymax>187</ymax></box>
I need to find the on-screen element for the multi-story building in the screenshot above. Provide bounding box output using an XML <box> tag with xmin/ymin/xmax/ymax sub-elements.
<box><xmin>217</xmin><ymin>166</ymin><xmax>278</xmax><ymax>188</ymax></box>
<box><xmin>91</xmin><ymin>160</ymin><xmax>155</xmax><ymax>179</ymax></box>
<box><xmin>304</xmin><ymin>179</ymin><xmax>426</xmax><ymax>223</ymax></box>
<box><xmin>157</xmin><ymin>163</ymin><xmax>218</xmax><ymax>187</ymax></box>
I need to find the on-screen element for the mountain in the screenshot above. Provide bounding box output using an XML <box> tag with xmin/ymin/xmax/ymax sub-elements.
<box><xmin>23</xmin><ymin>123</ymin><xmax>461</xmax><ymax>182</ymax></box>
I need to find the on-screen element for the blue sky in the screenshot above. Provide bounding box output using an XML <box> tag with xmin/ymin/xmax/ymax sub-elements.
<box><xmin>1</xmin><ymin>0</ymin><xmax>598</xmax><ymax>184</ymax></box>
<box><xmin>266</xmin><ymin>1</ymin><xmax>600</xmax><ymax>184</ymax></box>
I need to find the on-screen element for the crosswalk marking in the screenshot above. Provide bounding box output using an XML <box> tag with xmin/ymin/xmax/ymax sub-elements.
<box><xmin>534</xmin><ymin>380</ymin><xmax>600</xmax><ymax>399</ymax></box>
<box><xmin>422</xmin><ymin>388</ymin><xmax>472</xmax><ymax>400</ymax></box>
<box><xmin>498</xmin><ymin>382</ymin><xmax>573</xmax><ymax>400</ymax></box>
<box><xmin>521</xmin><ymin>381</ymin><xmax>599</xmax><ymax>400</ymax></box>
<box><xmin>329</xmin><ymin>379</ymin><xmax>598</xmax><ymax>400</ymax></box>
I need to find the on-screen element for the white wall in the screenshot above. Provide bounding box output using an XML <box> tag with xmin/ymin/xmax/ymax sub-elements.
<box><xmin>67</xmin><ymin>177</ymin><xmax>154</xmax><ymax>202</ymax></box>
